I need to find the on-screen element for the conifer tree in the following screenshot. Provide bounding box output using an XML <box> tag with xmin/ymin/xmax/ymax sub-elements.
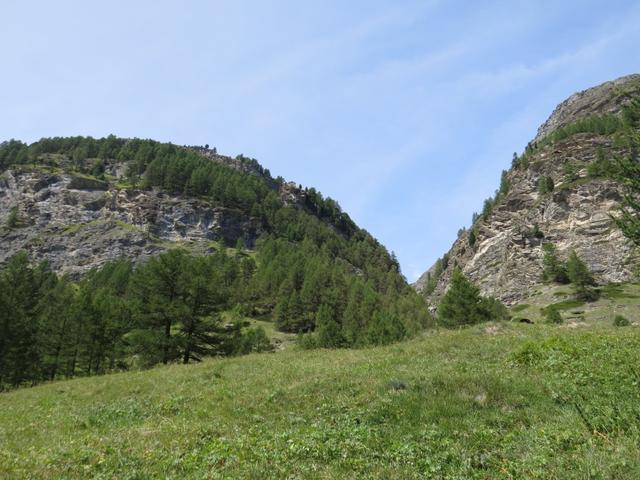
<box><xmin>315</xmin><ymin>304</ymin><xmax>343</xmax><ymax>348</ymax></box>
<box><xmin>437</xmin><ymin>268</ymin><xmax>506</xmax><ymax>327</ymax></box>
<box><xmin>541</xmin><ymin>243</ymin><xmax>568</xmax><ymax>283</ymax></box>
<box><xmin>566</xmin><ymin>250</ymin><xmax>597</xmax><ymax>301</ymax></box>
<box><xmin>613</xmin><ymin>156</ymin><xmax>640</xmax><ymax>245</ymax></box>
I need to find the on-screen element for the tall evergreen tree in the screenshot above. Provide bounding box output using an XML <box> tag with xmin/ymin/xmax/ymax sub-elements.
<box><xmin>566</xmin><ymin>250</ymin><xmax>597</xmax><ymax>301</ymax></box>
<box><xmin>437</xmin><ymin>268</ymin><xmax>505</xmax><ymax>327</ymax></box>
<box><xmin>613</xmin><ymin>156</ymin><xmax>640</xmax><ymax>245</ymax></box>
<box><xmin>541</xmin><ymin>243</ymin><xmax>569</xmax><ymax>283</ymax></box>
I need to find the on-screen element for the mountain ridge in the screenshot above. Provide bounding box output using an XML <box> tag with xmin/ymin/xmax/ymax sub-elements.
<box><xmin>415</xmin><ymin>73</ymin><xmax>640</xmax><ymax>304</ymax></box>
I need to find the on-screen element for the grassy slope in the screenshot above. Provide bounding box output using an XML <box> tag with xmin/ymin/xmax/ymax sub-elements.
<box><xmin>510</xmin><ymin>283</ymin><xmax>640</xmax><ymax>325</ymax></box>
<box><xmin>1</xmin><ymin>322</ymin><xmax>640</xmax><ymax>479</ymax></box>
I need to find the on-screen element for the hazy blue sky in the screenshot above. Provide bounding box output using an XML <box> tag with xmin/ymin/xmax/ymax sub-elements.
<box><xmin>2</xmin><ymin>1</ymin><xmax>639</xmax><ymax>280</ymax></box>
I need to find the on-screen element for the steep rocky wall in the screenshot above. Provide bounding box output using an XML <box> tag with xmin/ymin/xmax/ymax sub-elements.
<box><xmin>416</xmin><ymin>74</ymin><xmax>640</xmax><ymax>305</ymax></box>
<box><xmin>0</xmin><ymin>168</ymin><xmax>261</xmax><ymax>277</ymax></box>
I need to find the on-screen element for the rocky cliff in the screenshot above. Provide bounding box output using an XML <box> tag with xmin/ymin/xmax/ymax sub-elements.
<box><xmin>0</xmin><ymin>148</ymin><xmax>306</xmax><ymax>278</ymax></box>
<box><xmin>416</xmin><ymin>74</ymin><xmax>640</xmax><ymax>305</ymax></box>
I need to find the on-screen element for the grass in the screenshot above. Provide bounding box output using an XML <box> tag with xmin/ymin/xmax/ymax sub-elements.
<box><xmin>510</xmin><ymin>303</ymin><xmax>530</xmax><ymax>313</ymax></box>
<box><xmin>1</xmin><ymin>322</ymin><xmax>640</xmax><ymax>479</ymax></box>
<box><xmin>509</xmin><ymin>282</ymin><xmax>640</xmax><ymax>325</ymax></box>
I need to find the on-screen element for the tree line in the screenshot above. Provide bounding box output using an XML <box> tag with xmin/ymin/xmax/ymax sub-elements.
<box><xmin>0</xmin><ymin>249</ymin><xmax>273</xmax><ymax>390</ymax></box>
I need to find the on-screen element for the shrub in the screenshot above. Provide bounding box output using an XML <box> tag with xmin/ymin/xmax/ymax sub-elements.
<box><xmin>479</xmin><ymin>296</ymin><xmax>511</xmax><ymax>321</ymax></box>
<box><xmin>469</xmin><ymin>229</ymin><xmax>477</xmax><ymax>247</ymax></box>
<box><xmin>545</xmin><ymin>307</ymin><xmax>563</xmax><ymax>324</ymax></box>
<box><xmin>297</xmin><ymin>333</ymin><xmax>318</xmax><ymax>350</ymax></box>
<box><xmin>366</xmin><ymin>311</ymin><xmax>406</xmax><ymax>345</ymax></box>
<box><xmin>538</xmin><ymin>176</ymin><xmax>554</xmax><ymax>195</ymax></box>
<box><xmin>6</xmin><ymin>207</ymin><xmax>19</xmax><ymax>229</ymax></box>
<box><xmin>438</xmin><ymin>268</ymin><xmax>508</xmax><ymax>327</ymax></box>
<box><xmin>232</xmin><ymin>327</ymin><xmax>273</xmax><ymax>354</ymax></box>
<box><xmin>563</xmin><ymin>162</ymin><xmax>580</xmax><ymax>182</ymax></box>
<box><xmin>482</xmin><ymin>197</ymin><xmax>495</xmax><ymax>218</ymax></box>
<box><xmin>613</xmin><ymin>315</ymin><xmax>631</xmax><ymax>327</ymax></box>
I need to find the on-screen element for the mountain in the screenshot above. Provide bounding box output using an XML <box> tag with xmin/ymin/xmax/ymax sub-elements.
<box><xmin>0</xmin><ymin>137</ymin><xmax>430</xmax><ymax>388</ymax></box>
<box><xmin>416</xmin><ymin>74</ymin><xmax>640</xmax><ymax>305</ymax></box>
<box><xmin>1</xmin><ymin>141</ymin><xmax>328</xmax><ymax>276</ymax></box>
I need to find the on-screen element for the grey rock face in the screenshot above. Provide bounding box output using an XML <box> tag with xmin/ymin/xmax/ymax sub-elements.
<box><xmin>416</xmin><ymin>74</ymin><xmax>640</xmax><ymax>305</ymax></box>
<box><xmin>0</xmin><ymin>169</ymin><xmax>261</xmax><ymax>277</ymax></box>
<box><xmin>534</xmin><ymin>74</ymin><xmax>640</xmax><ymax>142</ymax></box>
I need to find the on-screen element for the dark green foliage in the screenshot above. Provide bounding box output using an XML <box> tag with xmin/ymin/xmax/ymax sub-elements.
<box><xmin>366</xmin><ymin>311</ymin><xmax>406</xmax><ymax>346</ymax></box>
<box><xmin>562</xmin><ymin>162</ymin><xmax>580</xmax><ymax>183</ymax></box>
<box><xmin>544</xmin><ymin>307</ymin><xmax>563</xmax><ymax>324</ymax></box>
<box><xmin>228</xmin><ymin>324</ymin><xmax>273</xmax><ymax>355</ymax></box>
<box><xmin>537</xmin><ymin>176</ymin><xmax>554</xmax><ymax>195</ymax></box>
<box><xmin>587</xmin><ymin>148</ymin><xmax>616</xmax><ymax>178</ymax></box>
<box><xmin>128</xmin><ymin>250</ymin><xmax>239</xmax><ymax>365</ymax></box>
<box><xmin>0</xmin><ymin>250</ymin><xmax>278</xmax><ymax>390</ymax></box>
<box><xmin>437</xmin><ymin>268</ymin><xmax>507</xmax><ymax>327</ymax></box>
<box><xmin>565</xmin><ymin>250</ymin><xmax>599</xmax><ymax>302</ymax></box>
<box><xmin>479</xmin><ymin>295</ymin><xmax>510</xmax><ymax>322</ymax></box>
<box><xmin>423</xmin><ymin>254</ymin><xmax>450</xmax><ymax>296</ymax></box>
<box><xmin>531</xmin><ymin>224</ymin><xmax>544</xmax><ymax>239</ymax></box>
<box><xmin>549</xmin><ymin>115</ymin><xmax>622</xmax><ymax>143</ymax></box>
<box><xmin>498</xmin><ymin>170</ymin><xmax>510</xmax><ymax>197</ymax></box>
<box><xmin>611</xmin><ymin>156</ymin><xmax>640</xmax><ymax>245</ymax></box>
<box><xmin>520</xmin><ymin>96</ymin><xmax>640</xmax><ymax>166</ymax></box>
<box><xmin>6</xmin><ymin>207</ymin><xmax>19</xmax><ymax>229</ymax></box>
<box><xmin>468</xmin><ymin>229</ymin><xmax>477</xmax><ymax>247</ymax></box>
<box><xmin>482</xmin><ymin>196</ymin><xmax>495</xmax><ymax>218</ymax></box>
<box><xmin>613</xmin><ymin>314</ymin><xmax>630</xmax><ymax>327</ymax></box>
<box><xmin>0</xmin><ymin>131</ymin><xmax>433</xmax><ymax>387</ymax></box>
<box><xmin>542</xmin><ymin>245</ymin><xmax>597</xmax><ymax>301</ymax></box>
<box><xmin>315</xmin><ymin>304</ymin><xmax>344</xmax><ymax>348</ymax></box>
<box><xmin>0</xmin><ymin>135</ymin><xmax>428</xmax><ymax>359</ymax></box>
<box><xmin>0</xmin><ymin>139</ymin><xmax>29</xmax><ymax>170</ymax></box>
<box><xmin>541</xmin><ymin>243</ymin><xmax>569</xmax><ymax>284</ymax></box>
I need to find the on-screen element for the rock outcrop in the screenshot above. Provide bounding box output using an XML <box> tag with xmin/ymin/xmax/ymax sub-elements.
<box><xmin>0</xmin><ymin>162</ymin><xmax>263</xmax><ymax>278</ymax></box>
<box><xmin>416</xmin><ymin>74</ymin><xmax>640</xmax><ymax>305</ymax></box>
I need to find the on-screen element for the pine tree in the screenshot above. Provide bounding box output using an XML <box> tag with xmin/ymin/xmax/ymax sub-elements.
<box><xmin>315</xmin><ymin>304</ymin><xmax>343</xmax><ymax>348</ymax></box>
<box><xmin>366</xmin><ymin>311</ymin><xmax>405</xmax><ymax>345</ymax></box>
<box><xmin>613</xmin><ymin>156</ymin><xmax>640</xmax><ymax>245</ymax></box>
<box><xmin>566</xmin><ymin>250</ymin><xmax>597</xmax><ymax>301</ymax></box>
<box><xmin>541</xmin><ymin>243</ymin><xmax>568</xmax><ymax>283</ymax></box>
<box><xmin>438</xmin><ymin>268</ymin><xmax>490</xmax><ymax>327</ymax></box>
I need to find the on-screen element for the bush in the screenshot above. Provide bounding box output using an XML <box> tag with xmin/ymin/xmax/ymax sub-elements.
<box><xmin>613</xmin><ymin>315</ymin><xmax>631</xmax><ymax>327</ymax></box>
<box><xmin>366</xmin><ymin>311</ymin><xmax>406</xmax><ymax>345</ymax></box>
<box><xmin>479</xmin><ymin>296</ymin><xmax>511</xmax><ymax>322</ymax></box>
<box><xmin>232</xmin><ymin>327</ymin><xmax>273</xmax><ymax>354</ymax></box>
<box><xmin>545</xmin><ymin>308</ymin><xmax>563</xmax><ymax>324</ymax></box>
<box><xmin>538</xmin><ymin>176</ymin><xmax>554</xmax><ymax>195</ymax></box>
<box><xmin>563</xmin><ymin>162</ymin><xmax>579</xmax><ymax>182</ymax></box>
<box><xmin>297</xmin><ymin>333</ymin><xmax>318</xmax><ymax>350</ymax></box>
<box><xmin>469</xmin><ymin>229</ymin><xmax>477</xmax><ymax>247</ymax></box>
<box><xmin>6</xmin><ymin>207</ymin><xmax>19</xmax><ymax>229</ymax></box>
<box><xmin>438</xmin><ymin>268</ymin><xmax>508</xmax><ymax>327</ymax></box>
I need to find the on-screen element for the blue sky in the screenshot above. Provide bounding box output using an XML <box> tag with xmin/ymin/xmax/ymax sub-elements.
<box><xmin>2</xmin><ymin>1</ymin><xmax>639</xmax><ymax>280</ymax></box>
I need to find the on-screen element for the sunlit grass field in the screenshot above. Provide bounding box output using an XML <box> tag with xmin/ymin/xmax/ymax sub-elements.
<box><xmin>1</xmin><ymin>320</ymin><xmax>639</xmax><ymax>479</ymax></box>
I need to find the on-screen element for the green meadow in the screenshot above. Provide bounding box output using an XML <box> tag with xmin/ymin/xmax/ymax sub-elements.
<box><xmin>2</xmin><ymin>320</ymin><xmax>639</xmax><ymax>479</ymax></box>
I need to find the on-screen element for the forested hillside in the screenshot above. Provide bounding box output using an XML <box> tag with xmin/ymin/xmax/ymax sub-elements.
<box><xmin>0</xmin><ymin>137</ymin><xmax>430</xmax><ymax>389</ymax></box>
